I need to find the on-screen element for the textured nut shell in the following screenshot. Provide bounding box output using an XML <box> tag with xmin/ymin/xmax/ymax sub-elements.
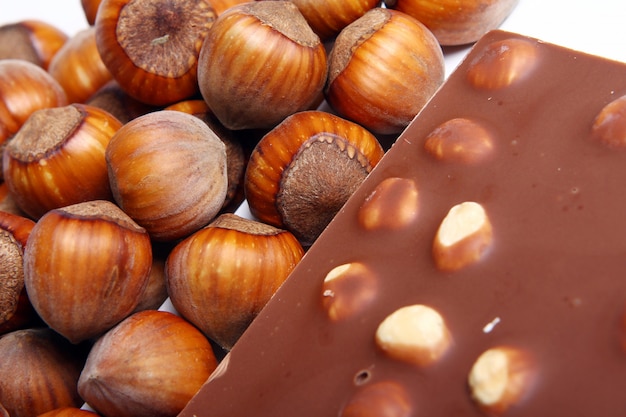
<box><xmin>23</xmin><ymin>200</ymin><xmax>152</xmax><ymax>343</ymax></box>
<box><xmin>95</xmin><ymin>0</ymin><xmax>216</xmax><ymax>105</ymax></box>
<box><xmin>166</xmin><ymin>214</ymin><xmax>305</xmax><ymax>350</ymax></box>
<box><xmin>289</xmin><ymin>0</ymin><xmax>380</xmax><ymax>40</ymax></box>
<box><xmin>0</xmin><ymin>59</ymin><xmax>67</xmax><ymax>139</ymax></box>
<box><xmin>0</xmin><ymin>20</ymin><xmax>68</xmax><ymax>69</ymax></box>
<box><xmin>197</xmin><ymin>1</ymin><xmax>328</xmax><ymax>130</ymax></box>
<box><xmin>244</xmin><ymin>110</ymin><xmax>384</xmax><ymax>244</ymax></box>
<box><xmin>0</xmin><ymin>328</ymin><xmax>86</xmax><ymax>417</ymax></box>
<box><xmin>326</xmin><ymin>8</ymin><xmax>444</xmax><ymax>135</ymax></box>
<box><xmin>48</xmin><ymin>27</ymin><xmax>113</xmax><ymax>104</ymax></box>
<box><xmin>106</xmin><ymin>110</ymin><xmax>228</xmax><ymax>241</ymax></box>
<box><xmin>78</xmin><ymin>310</ymin><xmax>218</xmax><ymax>417</ymax></box>
<box><xmin>85</xmin><ymin>80</ymin><xmax>157</xmax><ymax>124</ymax></box>
<box><xmin>164</xmin><ymin>99</ymin><xmax>246</xmax><ymax>210</ymax></box>
<box><xmin>393</xmin><ymin>0</ymin><xmax>520</xmax><ymax>45</ymax></box>
<box><xmin>3</xmin><ymin>103</ymin><xmax>121</xmax><ymax>219</ymax></box>
<box><xmin>0</xmin><ymin>211</ymin><xmax>38</xmax><ymax>335</ymax></box>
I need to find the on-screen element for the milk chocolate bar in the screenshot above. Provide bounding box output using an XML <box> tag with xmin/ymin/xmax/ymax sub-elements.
<box><xmin>179</xmin><ymin>30</ymin><xmax>626</xmax><ymax>416</ymax></box>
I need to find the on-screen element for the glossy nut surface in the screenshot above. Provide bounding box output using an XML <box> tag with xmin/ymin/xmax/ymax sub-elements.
<box><xmin>166</xmin><ymin>213</ymin><xmax>304</xmax><ymax>350</ymax></box>
<box><xmin>95</xmin><ymin>0</ymin><xmax>216</xmax><ymax>105</ymax></box>
<box><xmin>245</xmin><ymin>110</ymin><xmax>384</xmax><ymax>245</ymax></box>
<box><xmin>198</xmin><ymin>1</ymin><xmax>328</xmax><ymax>130</ymax></box>
<box><xmin>325</xmin><ymin>8</ymin><xmax>445</xmax><ymax>135</ymax></box>
<box><xmin>23</xmin><ymin>200</ymin><xmax>153</xmax><ymax>343</ymax></box>
<box><xmin>3</xmin><ymin>103</ymin><xmax>121</xmax><ymax>219</ymax></box>
<box><xmin>106</xmin><ymin>110</ymin><xmax>228</xmax><ymax>241</ymax></box>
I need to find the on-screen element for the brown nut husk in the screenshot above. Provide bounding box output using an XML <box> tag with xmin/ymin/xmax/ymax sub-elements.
<box><xmin>166</xmin><ymin>213</ymin><xmax>305</xmax><ymax>350</ymax></box>
<box><xmin>0</xmin><ymin>328</ymin><xmax>88</xmax><ymax>417</ymax></box>
<box><xmin>78</xmin><ymin>310</ymin><xmax>218</xmax><ymax>417</ymax></box>
<box><xmin>23</xmin><ymin>200</ymin><xmax>153</xmax><ymax>344</ymax></box>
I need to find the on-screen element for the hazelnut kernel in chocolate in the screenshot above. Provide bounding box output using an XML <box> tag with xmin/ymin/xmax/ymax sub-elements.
<box><xmin>357</xmin><ymin>177</ymin><xmax>419</xmax><ymax>231</ymax></box>
<box><xmin>375</xmin><ymin>304</ymin><xmax>452</xmax><ymax>367</ymax></box>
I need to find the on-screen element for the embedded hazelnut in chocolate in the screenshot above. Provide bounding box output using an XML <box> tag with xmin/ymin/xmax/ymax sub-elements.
<box><xmin>424</xmin><ymin>117</ymin><xmax>495</xmax><ymax>164</ymax></box>
<box><xmin>357</xmin><ymin>177</ymin><xmax>419</xmax><ymax>231</ymax></box>
<box><xmin>321</xmin><ymin>262</ymin><xmax>378</xmax><ymax>321</ymax></box>
<box><xmin>591</xmin><ymin>94</ymin><xmax>626</xmax><ymax>148</ymax></box>
<box><xmin>432</xmin><ymin>201</ymin><xmax>493</xmax><ymax>272</ymax></box>
<box><xmin>340</xmin><ymin>380</ymin><xmax>413</xmax><ymax>417</ymax></box>
<box><xmin>375</xmin><ymin>304</ymin><xmax>452</xmax><ymax>367</ymax></box>
<box><xmin>466</xmin><ymin>37</ymin><xmax>539</xmax><ymax>90</ymax></box>
<box><xmin>468</xmin><ymin>346</ymin><xmax>535</xmax><ymax>415</ymax></box>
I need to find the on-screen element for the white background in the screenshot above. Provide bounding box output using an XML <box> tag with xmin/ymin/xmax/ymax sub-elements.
<box><xmin>2</xmin><ymin>0</ymin><xmax>626</xmax><ymax>77</ymax></box>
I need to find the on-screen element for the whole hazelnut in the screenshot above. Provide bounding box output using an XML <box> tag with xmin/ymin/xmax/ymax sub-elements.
<box><xmin>166</xmin><ymin>213</ymin><xmax>305</xmax><ymax>349</ymax></box>
<box><xmin>244</xmin><ymin>110</ymin><xmax>384</xmax><ymax>245</ymax></box>
<box><xmin>0</xmin><ymin>20</ymin><xmax>68</xmax><ymax>69</ymax></box>
<box><xmin>3</xmin><ymin>103</ymin><xmax>121</xmax><ymax>219</ymax></box>
<box><xmin>164</xmin><ymin>99</ymin><xmax>247</xmax><ymax>211</ymax></box>
<box><xmin>390</xmin><ymin>0</ymin><xmax>520</xmax><ymax>46</ymax></box>
<box><xmin>23</xmin><ymin>200</ymin><xmax>153</xmax><ymax>343</ymax></box>
<box><xmin>0</xmin><ymin>211</ymin><xmax>40</xmax><ymax>335</ymax></box>
<box><xmin>105</xmin><ymin>110</ymin><xmax>228</xmax><ymax>241</ymax></box>
<box><xmin>288</xmin><ymin>0</ymin><xmax>380</xmax><ymax>41</ymax></box>
<box><xmin>0</xmin><ymin>328</ymin><xmax>87</xmax><ymax>417</ymax></box>
<box><xmin>0</xmin><ymin>59</ymin><xmax>67</xmax><ymax>169</ymax></box>
<box><xmin>48</xmin><ymin>27</ymin><xmax>113</xmax><ymax>104</ymax></box>
<box><xmin>78</xmin><ymin>310</ymin><xmax>218</xmax><ymax>417</ymax></box>
<box><xmin>95</xmin><ymin>0</ymin><xmax>216</xmax><ymax>105</ymax></box>
<box><xmin>197</xmin><ymin>1</ymin><xmax>328</xmax><ymax>130</ymax></box>
<box><xmin>325</xmin><ymin>8</ymin><xmax>445</xmax><ymax>135</ymax></box>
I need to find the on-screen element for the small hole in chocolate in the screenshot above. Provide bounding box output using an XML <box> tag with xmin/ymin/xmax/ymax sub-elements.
<box><xmin>354</xmin><ymin>369</ymin><xmax>372</xmax><ymax>386</ymax></box>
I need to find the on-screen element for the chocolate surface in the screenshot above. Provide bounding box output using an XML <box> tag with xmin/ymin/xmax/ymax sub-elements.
<box><xmin>179</xmin><ymin>30</ymin><xmax>626</xmax><ymax>416</ymax></box>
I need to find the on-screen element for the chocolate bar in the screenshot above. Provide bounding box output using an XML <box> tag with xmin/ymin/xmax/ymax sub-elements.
<box><xmin>179</xmin><ymin>30</ymin><xmax>626</xmax><ymax>416</ymax></box>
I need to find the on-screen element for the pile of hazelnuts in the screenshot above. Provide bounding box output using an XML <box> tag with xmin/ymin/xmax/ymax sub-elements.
<box><xmin>0</xmin><ymin>1</ymin><xmax>518</xmax><ymax>416</ymax></box>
